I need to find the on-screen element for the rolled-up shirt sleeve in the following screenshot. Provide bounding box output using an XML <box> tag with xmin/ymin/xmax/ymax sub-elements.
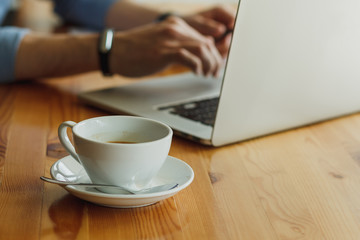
<box><xmin>0</xmin><ymin>27</ymin><xmax>29</xmax><ymax>83</ymax></box>
<box><xmin>53</xmin><ymin>0</ymin><xmax>118</xmax><ymax>30</ymax></box>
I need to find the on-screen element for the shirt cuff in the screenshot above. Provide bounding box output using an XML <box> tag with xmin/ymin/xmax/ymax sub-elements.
<box><xmin>54</xmin><ymin>0</ymin><xmax>118</xmax><ymax>31</ymax></box>
<box><xmin>0</xmin><ymin>27</ymin><xmax>29</xmax><ymax>83</ymax></box>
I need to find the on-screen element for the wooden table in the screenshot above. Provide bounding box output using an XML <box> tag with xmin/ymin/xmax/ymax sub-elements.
<box><xmin>2</xmin><ymin>1</ymin><xmax>360</xmax><ymax>240</ymax></box>
<box><xmin>2</xmin><ymin>68</ymin><xmax>360</xmax><ymax>240</ymax></box>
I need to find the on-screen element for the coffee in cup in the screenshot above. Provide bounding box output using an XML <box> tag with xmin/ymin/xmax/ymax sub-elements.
<box><xmin>58</xmin><ymin>116</ymin><xmax>173</xmax><ymax>193</ymax></box>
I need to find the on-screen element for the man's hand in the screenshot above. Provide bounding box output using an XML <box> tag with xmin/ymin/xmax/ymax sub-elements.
<box><xmin>183</xmin><ymin>5</ymin><xmax>236</xmax><ymax>57</ymax></box>
<box><xmin>110</xmin><ymin>17</ymin><xmax>223</xmax><ymax>77</ymax></box>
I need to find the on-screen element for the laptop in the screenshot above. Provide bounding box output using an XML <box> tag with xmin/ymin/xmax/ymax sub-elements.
<box><xmin>79</xmin><ymin>0</ymin><xmax>360</xmax><ymax>146</ymax></box>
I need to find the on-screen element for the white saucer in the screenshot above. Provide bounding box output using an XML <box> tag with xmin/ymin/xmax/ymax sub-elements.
<box><xmin>50</xmin><ymin>155</ymin><xmax>194</xmax><ymax>208</ymax></box>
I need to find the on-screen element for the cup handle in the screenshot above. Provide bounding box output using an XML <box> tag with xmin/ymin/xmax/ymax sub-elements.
<box><xmin>58</xmin><ymin>121</ymin><xmax>81</xmax><ymax>164</ymax></box>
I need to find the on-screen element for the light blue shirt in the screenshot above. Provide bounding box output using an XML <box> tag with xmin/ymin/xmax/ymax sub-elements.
<box><xmin>0</xmin><ymin>0</ymin><xmax>117</xmax><ymax>83</ymax></box>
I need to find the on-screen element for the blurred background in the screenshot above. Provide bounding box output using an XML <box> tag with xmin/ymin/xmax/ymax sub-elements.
<box><xmin>135</xmin><ymin>0</ymin><xmax>237</xmax><ymax>2</ymax></box>
<box><xmin>6</xmin><ymin>0</ymin><xmax>238</xmax><ymax>32</ymax></box>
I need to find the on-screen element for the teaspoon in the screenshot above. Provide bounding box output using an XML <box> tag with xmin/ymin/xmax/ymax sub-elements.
<box><xmin>40</xmin><ymin>176</ymin><xmax>179</xmax><ymax>194</ymax></box>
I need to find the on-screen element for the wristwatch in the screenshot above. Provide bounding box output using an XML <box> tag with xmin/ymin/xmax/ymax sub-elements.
<box><xmin>98</xmin><ymin>28</ymin><xmax>114</xmax><ymax>76</ymax></box>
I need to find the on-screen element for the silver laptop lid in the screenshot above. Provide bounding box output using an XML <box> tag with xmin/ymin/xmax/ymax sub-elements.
<box><xmin>212</xmin><ymin>0</ymin><xmax>360</xmax><ymax>146</ymax></box>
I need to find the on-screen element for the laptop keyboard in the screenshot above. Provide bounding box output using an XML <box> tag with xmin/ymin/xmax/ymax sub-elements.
<box><xmin>158</xmin><ymin>97</ymin><xmax>219</xmax><ymax>126</ymax></box>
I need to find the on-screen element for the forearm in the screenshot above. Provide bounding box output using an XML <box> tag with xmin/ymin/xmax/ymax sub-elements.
<box><xmin>14</xmin><ymin>16</ymin><xmax>224</xmax><ymax>81</ymax></box>
<box><xmin>15</xmin><ymin>33</ymin><xmax>99</xmax><ymax>80</ymax></box>
<box><xmin>105</xmin><ymin>0</ymin><xmax>163</xmax><ymax>30</ymax></box>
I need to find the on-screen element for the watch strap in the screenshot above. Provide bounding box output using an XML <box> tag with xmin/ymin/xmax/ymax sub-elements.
<box><xmin>98</xmin><ymin>29</ymin><xmax>114</xmax><ymax>76</ymax></box>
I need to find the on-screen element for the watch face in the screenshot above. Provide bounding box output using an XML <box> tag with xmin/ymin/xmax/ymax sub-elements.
<box><xmin>99</xmin><ymin>29</ymin><xmax>114</xmax><ymax>53</ymax></box>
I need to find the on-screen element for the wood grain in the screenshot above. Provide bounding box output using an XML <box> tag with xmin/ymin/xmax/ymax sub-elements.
<box><xmin>0</xmin><ymin>84</ymin><xmax>49</xmax><ymax>239</ymax></box>
<box><xmin>0</xmin><ymin>86</ymin><xmax>14</xmax><ymax>185</ymax></box>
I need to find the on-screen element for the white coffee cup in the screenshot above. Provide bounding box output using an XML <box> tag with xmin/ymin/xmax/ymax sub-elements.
<box><xmin>58</xmin><ymin>116</ymin><xmax>173</xmax><ymax>192</ymax></box>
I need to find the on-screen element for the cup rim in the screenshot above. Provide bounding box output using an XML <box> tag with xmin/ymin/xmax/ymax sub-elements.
<box><xmin>71</xmin><ymin>115</ymin><xmax>173</xmax><ymax>146</ymax></box>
